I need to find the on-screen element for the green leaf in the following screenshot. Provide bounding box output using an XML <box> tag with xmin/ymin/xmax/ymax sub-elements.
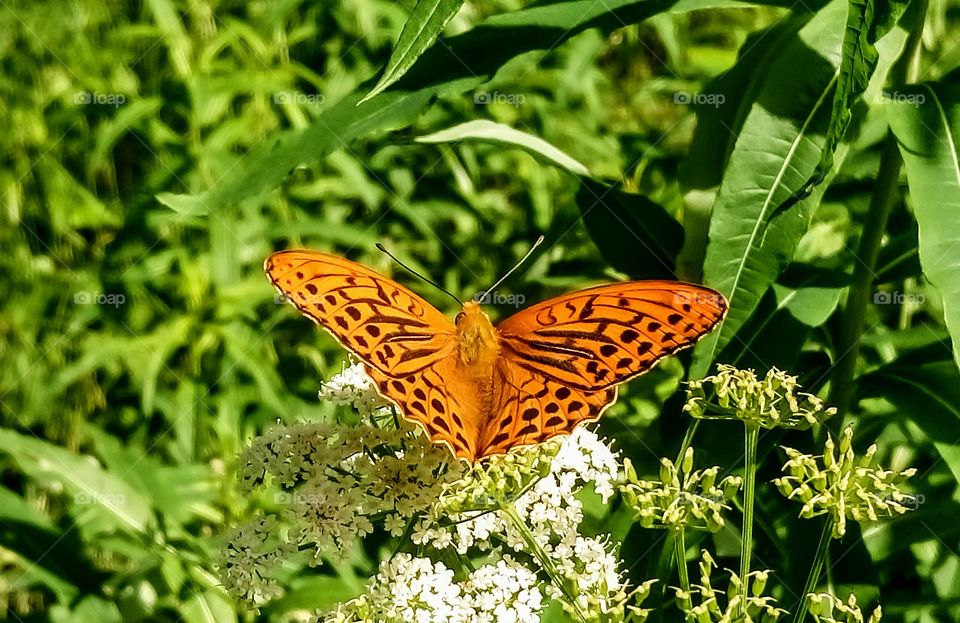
<box><xmin>858</xmin><ymin>359</ymin><xmax>960</xmax><ymax>482</ymax></box>
<box><xmin>0</xmin><ymin>429</ymin><xmax>154</xmax><ymax>534</ymax></box>
<box><xmin>676</xmin><ymin>17</ymin><xmax>806</xmax><ymax>279</ymax></box>
<box><xmin>416</xmin><ymin>120</ymin><xmax>591</xmax><ymax>176</ymax></box>
<box><xmin>802</xmin><ymin>0</ymin><xmax>912</xmax><ymax>193</ymax></box>
<box><xmin>690</xmin><ymin>0</ymin><xmax>851</xmax><ymax>376</ymax></box>
<box><xmin>158</xmin><ymin>0</ymin><xmax>785</xmax><ymax>216</ymax></box>
<box><xmin>181</xmin><ymin>590</ymin><xmax>235</xmax><ymax>623</ymax></box>
<box><xmin>576</xmin><ymin>180</ymin><xmax>684</xmax><ymax>280</ymax></box>
<box><xmin>887</xmin><ymin>72</ymin><xmax>960</xmax><ymax>374</ymax></box>
<box><xmin>156</xmin><ymin>89</ymin><xmax>439</xmax><ymax>215</ymax></box>
<box><xmin>722</xmin><ymin>267</ymin><xmax>846</xmax><ymax>370</ymax></box>
<box><xmin>362</xmin><ymin>0</ymin><xmax>465</xmax><ymax>103</ymax></box>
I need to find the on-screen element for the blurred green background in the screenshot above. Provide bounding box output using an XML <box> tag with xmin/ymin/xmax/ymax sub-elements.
<box><xmin>3</xmin><ymin>0</ymin><xmax>960</xmax><ymax>621</ymax></box>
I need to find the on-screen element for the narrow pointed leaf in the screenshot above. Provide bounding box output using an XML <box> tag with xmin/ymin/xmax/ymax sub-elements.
<box><xmin>416</xmin><ymin>120</ymin><xmax>591</xmax><ymax>176</ymax></box>
<box><xmin>362</xmin><ymin>0</ymin><xmax>464</xmax><ymax>103</ymax></box>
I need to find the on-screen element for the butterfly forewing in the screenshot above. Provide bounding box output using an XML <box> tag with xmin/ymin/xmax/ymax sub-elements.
<box><xmin>265</xmin><ymin>251</ymin><xmax>457</xmax><ymax>376</ymax></box>
<box><xmin>495</xmin><ymin>282</ymin><xmax>727</xmax><ymax>391</ymax></box>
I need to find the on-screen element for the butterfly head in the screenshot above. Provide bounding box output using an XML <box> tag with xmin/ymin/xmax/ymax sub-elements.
<box><xmin>455</xmin><ymin>301</ymin><xmax>499</xmax><ymax>368</ymax></box>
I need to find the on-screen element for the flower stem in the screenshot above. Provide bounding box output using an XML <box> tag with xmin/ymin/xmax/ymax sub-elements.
<box><xmin>675</xmin><ymin>528</ymin><xmax>691</xmax><ymax>595</ymax></box>
<box><xmin>500</xmin><ymin>503</ymin><xmax>589</xmax><ymax>623</ymax></box>
<box><xmin>792</xmin><ymin>516</ymin><xmax>834</xmax><ymax>623</ymax></box>
<box><xmin>738</xmin><ymin>423</ymin><xmax>760</xmax><ymax>619</ymax></box>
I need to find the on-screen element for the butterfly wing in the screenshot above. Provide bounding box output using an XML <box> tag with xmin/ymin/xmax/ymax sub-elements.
<box><xmin>365</xmin><ymin>358</ymin><xmax>483</xmax><ymax>461</ymax></box>
<box><xmin>266</xmin><ymin>251</ymin><xmax>481</xmax><ymax>459</ymax></box>
<box><xmin>265</xmin><ymin>250</ymin><xmax>457</xmax><ymax>376</ymax></box>
<box><xmin>478</xmin><ymin>358</ymin><xmax>616</xmax><ymax>458</ymax></box>
<box><xmin>496</xmin><ymin>281</ymin><xmax>727</xmax><ymax>391</ymax></box>
<box><xmin>476</xmin><ymin>282</ymin><xmax>726</xmax><ymax>458</ymax></box>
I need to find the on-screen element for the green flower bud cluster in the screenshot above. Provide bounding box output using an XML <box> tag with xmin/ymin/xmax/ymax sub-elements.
<box><xmin>674</xmin><ymin>550</ymin><xmax>786</xmax><ymax>623</ymax></box>
<box><xmin>773</xmin><ymin>427</ymin><xmax>917</xmax><ymax>537</ymax></box>
<box><xmin>684</xmin><ymin>365</ymin><xmax>836</xmax><ymax>429</ymax></box>
<box><xmin>807</xmin><ymin>593</ymin><xmax>882</xmax><ymax>623</ymax></box>
<box><xmin>620</xmin><ymin>448</ymin><xmax>742</xmax><ymax>532</ymax></box>
<box><xmin>436</xmin><ymin>440</ymin><xmax>559</xmax><ymax>514</ymax></box>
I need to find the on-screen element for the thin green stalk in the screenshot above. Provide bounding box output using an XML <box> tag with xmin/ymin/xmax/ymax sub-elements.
<box><xmin>676</xmin><ymin>419</ymin><xmax>701</xmax><ymax>465</ymax></box>
<box><xmin>828</xmin><ymin>0</ymin><xmax>927</xmax><ymax>418</ymax></box>
<box><xmin>675</xmin><ymin>528</ymin><xmax>691</xmax><ymax>595</ymax></box>
<box><xmin>792</xmin><ymin>517</ymin><xmax>834</xmax><ymax>623</ymax></box>
<box><xmin>500</xmin><ymin>503</ymin><xmax>589</xmax><ymax>623</ymax></box>
<box><xmin>738</xmin><ymin>423</ymin><xmax>760</xmax><ymax>618</ymax></box>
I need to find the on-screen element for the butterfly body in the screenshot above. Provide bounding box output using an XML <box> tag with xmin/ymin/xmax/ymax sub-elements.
<box><xmin>266</xmin><ymin>250</ymin><xmax>726</xmax><ymax>464</ymax></box>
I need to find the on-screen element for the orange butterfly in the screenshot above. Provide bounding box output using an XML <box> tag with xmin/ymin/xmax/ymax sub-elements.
<box><xmin>265</xmin><ymin>250</ymin><xmax>726</xmax><ymax>463</ymax></box>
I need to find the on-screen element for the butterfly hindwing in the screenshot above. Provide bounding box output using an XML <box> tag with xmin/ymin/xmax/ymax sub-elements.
<box><xmin>479</xmin><ymin>357</ymin><xmax>616</xmax><ymax>458</ymax></box>
<box><xmin>365</xmin><ymin>357</ymin><xmax>482</xmax><ymax>461</ymax></box>
<box><xmin>496</xmin><ymin>282</ymin><xmax>727</xmax><ymax>391</ymax></box>
<box><xmin>265</xmin><ymin>251</ymin><xmax>457</xmax><ymax>376</ymax></box>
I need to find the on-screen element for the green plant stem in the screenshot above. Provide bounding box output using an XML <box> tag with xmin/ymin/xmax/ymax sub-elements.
<box><xmin>500</xmin><ymin>503</ymin><xmax>588</xmax><ymax>623</ymax></box>
<box><xmin>792</xmin><ymin>517</ymin><xmax>834</xmax><ymax>623</ymax></box>
<box><xmin>676</xmin><ymin>419</ymin><xmax>701</xmax><ymax>465</ymax></box>
<box><xmin>738</xmin><ymin>423</ymin><xmax>760</xmax><ymax>619</ymax></box>
<box><xmin>828</xmin><ymin>0</ymin><xmax>927</xmax><ymax>419</ymax></box>
<box><xmin>675</xmin><ymin>528</ymin><xmax>691</xmax><ymax>595</ymax></box>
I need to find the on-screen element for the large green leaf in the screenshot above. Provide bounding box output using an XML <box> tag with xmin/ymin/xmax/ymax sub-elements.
<box><xmin>690</xmin><ymin>0</ymin><xmax>848</xmax><ymax>375</ymax></box>
<box><xmin>363</xmin><ymin>0</ymin><xmax>465</xmax><ymax>103</ymax></box>
<box><xmin>158</xmin><ymin>0</ymin><xmax>797</xmax><ymax>217</ymax></box>
<box><xmin>887</xmin><ymin>72</ymin><xmax>960</xmax><ymax>374</ymax></box>
<box><xmin>676</xmin><ymin>17</ymin><xmax>807</xmax><ymax>280</ymax></box>
<box><xmin>691</xmin><ymin>0</ymin><xmax>906</xmax><ymax>376</ymax></box>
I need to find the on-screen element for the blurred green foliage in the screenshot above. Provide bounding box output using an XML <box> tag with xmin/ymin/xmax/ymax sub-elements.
<box><xmin>2</xmin><ymin>0</ymin><xmax>960</xmax><ymax>621</ymax></box>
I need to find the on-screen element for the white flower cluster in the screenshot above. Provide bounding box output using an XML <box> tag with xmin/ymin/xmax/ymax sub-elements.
<box><xmin>226</xmin><ymin>361</ymin><xmax>653</xmax><ymax>621</ymax></box>
<box><xmin>323</xmin><ymin>554</ymin><xmax>544</xmax><ymax>623</ymax></box>
<box><xmin>407</xmin><ymin>428</ymin><xmax>649</xmax><ymax>621</ymax></box>
<box><xmin>217</xmin><ymin>515</ymin><xmax>296</xmax><ymax>605</ymax></box>
<box><xmin>318</xmin><ymin>361</ymin><xmax>393</xmax><ymax>417</ymax></box>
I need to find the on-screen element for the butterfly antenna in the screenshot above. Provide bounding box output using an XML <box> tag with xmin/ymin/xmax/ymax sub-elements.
<box><xmin>375</xmin><ymin>243</ymin><xmax>463</xmax><ymax>305</ymax></box>
<box><xmin>480</xmin><ymin>235</ymin><xmax>545</xmax><ymax>304</ymax></box>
